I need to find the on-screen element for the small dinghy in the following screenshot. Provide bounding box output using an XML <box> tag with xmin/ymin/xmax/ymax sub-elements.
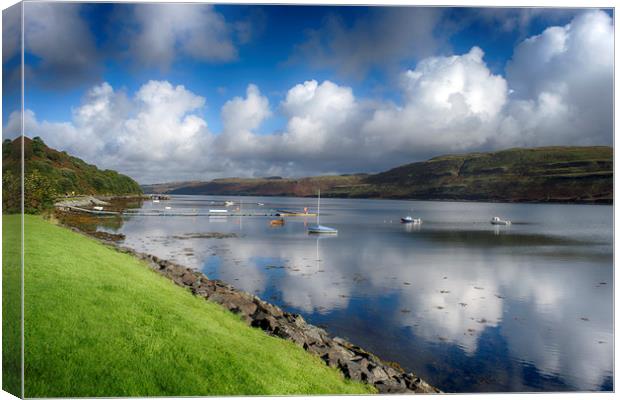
<box><xmin>270</xmin><ymin>218</ymin><xmax>285</xmax><ymax>226</ymax></box>
<box><xmin>308</xmin><ymin>224</ymin><xmax>338</xmax><ymax>234</ymax></box>
<box><xmin>401</xmin><ymin>216</ymin><xmax>422</xmax><ymax>224</ymax></box>
<box><xmin>490</xmin><ymin>216</ymin><xmax>511</xmax><ymax>225</ymax></box>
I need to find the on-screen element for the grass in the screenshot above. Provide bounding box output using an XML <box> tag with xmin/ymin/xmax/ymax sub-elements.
<box><xmin>4</xmin><ymin>215</ymin><xmax>373</xmax><ymax>397</ymax></box>
<box><xmin>2</xmin><ymin>214</ymin><xmax>22</xmax><ymax>397</ymax></box>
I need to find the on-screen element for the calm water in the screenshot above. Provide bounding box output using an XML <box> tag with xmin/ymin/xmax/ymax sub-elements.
<box><xmin>106</xmin><ymin>195</ymin><xmax>613</xmax><ymax>392</ymax></box>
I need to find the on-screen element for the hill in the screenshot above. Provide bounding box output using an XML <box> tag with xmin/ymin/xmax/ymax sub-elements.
<box><xmin>145</xmin><ymin>174</ymin><xmax>369</xmax><ymax>197</ymax></box>
<box><xmin>144</xmin><ymin>147</ymin><xmax>612</xmax><ymax>204</ymax></box>
<box><xmin>2</xmin><ymin>136</ymin><xmax>142</xmax><ymax>213</ymax></box>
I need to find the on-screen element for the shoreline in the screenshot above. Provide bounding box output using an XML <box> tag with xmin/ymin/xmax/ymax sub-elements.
<box><xmin>63</xmin><ymin>221</ymin><xmax>440</xmax><ymax>394</ymax></box>
<box><xmin>145</xmin><ymin>192</ymin><xmax>613</xmax><ymax>206</ymax></box>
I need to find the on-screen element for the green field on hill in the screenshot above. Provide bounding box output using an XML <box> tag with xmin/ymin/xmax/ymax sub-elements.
<box><xmin>2</xmin><ymin>215</ymin><xmax>372</xmax><ymax>397</ymax></box>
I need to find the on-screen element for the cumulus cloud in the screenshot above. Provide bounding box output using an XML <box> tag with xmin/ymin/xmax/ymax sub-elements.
<box><xmin>498</xmin><ymin>10</ymin><xmax>614</xmax><ymax>147</ymax></box>
<box><xmin>361</xmin><ymin>46</ymin><xmax>508</xmax><ymax>159</ymax></box>
<box><xmin>291</xmin><ymin>7</ymin><xmax>445</xmax><ymax>79</ymax></box>
<box><xmin>10</xmin><ymin>11</ymin><xmax>613</xmax><ymax>183</ymax></box>
<box><xmin>126</xmin><ymin>4</ymin><xmax>237</xmax><ymax>70</ymax></box>
<box><xmin>9</xmin><ymin>80</ymin><xmax>214</xmax><ymax>183</ymax></box>
<box><xmin>23</xmin><ymin>2</ymin><xmax>101</xmax><ymax>88</ymax></box>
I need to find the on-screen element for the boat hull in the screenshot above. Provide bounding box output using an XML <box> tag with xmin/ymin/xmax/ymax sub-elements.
<box><xmin>308</xmin><ymin>224</ymin><xmax>338</xmax><ymax>234</ymax></box>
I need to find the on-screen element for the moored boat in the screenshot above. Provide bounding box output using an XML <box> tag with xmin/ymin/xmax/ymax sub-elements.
<box><xmin>307</xmin><ymin>189</ymin><xmax>337</xmax><ymax>234</ymax></box>
<box><xmin>401</xmin><ymin>216</ymin><xmax>422</xmax><ymax>224</ymax></box>
<box><xmin>308</xmin><ymin>224</ymin><xmax>338</xmax><ymax>234</ymax></box>
<box><xmin>490</xmin><ymin>216</ymin><xmax>511</xmax><ymax>225</ymax></box>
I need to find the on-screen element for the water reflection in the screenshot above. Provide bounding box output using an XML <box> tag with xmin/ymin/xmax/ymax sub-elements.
<box><xmin>100</xmin><ymin>196</ymin><xmax>612</xmax><ymax>392</ymax></box>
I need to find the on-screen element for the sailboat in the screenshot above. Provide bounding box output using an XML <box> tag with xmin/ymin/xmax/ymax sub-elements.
<box><xmin>307</xmin><ymin>189</ymin><xmax>338</xmax><ymax>234</ymax></box>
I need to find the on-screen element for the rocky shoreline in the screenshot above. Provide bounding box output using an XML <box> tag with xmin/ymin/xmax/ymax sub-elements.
<box><xmin>67</xmin><ymin>224</ymin><xmax>440</xmax><ymax>394</ymax></box>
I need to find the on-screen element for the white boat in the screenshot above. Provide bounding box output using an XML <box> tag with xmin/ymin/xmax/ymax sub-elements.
<box><xmin>257</xmin><ymin>203</ymin><xmax>264</xmax><ymax>206</ymax></box>
<box><xmin>225</xmin><ymin>201</ymin><xmax>234</xmax><ymax>206</ymax></box>
<box><xmin>164</xmin><ymin>206</ymin><xmax>172</xmax><ymax>210</ymax></box>
<box><xmin>490</xmin><ymin>216</ymin><xmax>511</xmax><ymax>225</ymax></box>
<box><xmin>93</xmin><ymin>206</ymin><xmax>103</xmax><ymax>211</ymax></box>
<box><xmin>152</xmin><ymin>199</ymin><xmax>160</xmax><ymax>203</ymax></box>
<box><xmin>209</xmin><ymin>209</ymin><xmax>228</xmax><ymax>213</ymax></box>
<box><xmin>307</xmin><ymin>189</ymin><xmax>337</xmax><ymax>234</ymax></box>
<box><xmin>401</xmin><ymin>216</ymin><xmax>422</xmax><ymax>224</ymax></box>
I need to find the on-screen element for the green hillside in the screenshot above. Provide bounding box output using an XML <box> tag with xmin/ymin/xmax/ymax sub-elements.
<box><xmin>2</xmin><ymin>137</ymin><xmax>142</xmax><ymax>213</ymax></box>
<box><xmin>3</xmin><ymin>215</ymin><xmax>371</xmax><ymax>396</ymax></box>
<box><xmin>144</xmin><ymin>146</ymin><xmax>612</xmax><ymax>204</ymax></box>
<box><xmin>361</xmin><ymin>146</ymin><xmax>612</xmax><ymax>203</ymax></box>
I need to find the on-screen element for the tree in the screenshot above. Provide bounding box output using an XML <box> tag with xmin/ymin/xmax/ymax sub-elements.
<box><xmin>23</xmin><ymin>169</ymin><xmax>57</xmax><ymax>214</ymax></box>
<box><xmin>2</xmin><ymin>170</ymin><xmax>21</xmax><ymax>214</ymax></box>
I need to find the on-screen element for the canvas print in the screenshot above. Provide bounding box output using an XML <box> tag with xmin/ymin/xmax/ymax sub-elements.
<box><xmin>2</xmin><ymin>1</ymin><xmax>614</xmax><ymax>397</ymax></box>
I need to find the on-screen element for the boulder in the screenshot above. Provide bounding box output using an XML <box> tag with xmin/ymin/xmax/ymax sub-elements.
<box><xmin>251</xmin><ymin>311</ymin><xmax>279</xmax><ymax>331</ymax></box>
<box><xmin>181</xmin><ymin>271</ymin><xmax>197</xmax><ymax>286</ymax></box>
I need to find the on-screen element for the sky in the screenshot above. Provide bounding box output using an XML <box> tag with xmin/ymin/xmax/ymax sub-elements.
<box><xmin>1</xmin><ymin>2</ymin><xmax>614</xmax><ymax>184</ymax></box>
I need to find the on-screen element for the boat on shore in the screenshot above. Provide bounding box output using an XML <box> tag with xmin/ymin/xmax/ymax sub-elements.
<box><xmin>490</xmin><ymin>216</ymin><xmax>511</xmax><ymax>225</ymax></box>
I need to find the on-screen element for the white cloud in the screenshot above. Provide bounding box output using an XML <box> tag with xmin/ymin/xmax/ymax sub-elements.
<box><xmin>11</xmin><ymin>11</ymin><xmax>613</xmax><ymax>183</ymax></box>
<box><xmin>280</xmin><ymin>80</ymin><xmax>361</xmax><ymax>156</ymax></box>
<box><xmin>12</xmin><ymin>80</ymin><xmax>214</xmax><ymax>183</ymax></box>
<box><xmin>499</xmin><ymin>10</ymin><xmax>614</xmax><ymax>147</ymax></box>
<box><xmin>361</xmin><ymin>46</ymin><xmax>507</xmax><ymax>157</ymax></box>
<box><xmin>221</xmin><ymin>84</ymin><xmax>271</xmax><ymax>136</ymax></box>
<box><xmin>128</xmin><ymin>4</ymin><xmax>237</xmax><ymax>70</ymax></box>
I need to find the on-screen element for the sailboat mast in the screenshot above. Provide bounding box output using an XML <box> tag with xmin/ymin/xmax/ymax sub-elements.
<box><xmin>317</xmin><ymin>189</ymin><xmax>320</xmax><ymax>225</ymax></box>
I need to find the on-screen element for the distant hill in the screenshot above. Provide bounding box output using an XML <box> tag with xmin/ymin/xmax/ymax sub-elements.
<box><xmin>143</xmin><ymin>174</ymin><xmax>370</xmax><ymax>198</ymax></box>
<box><xmin>3</xmin><ymin>136</ymin><xmax>142</xmax><ymax>213</ymax></box>
<box><xmin>144</xmin><ymin>147</ymin><xmax>612</xmax><ymax>204</ymax></box>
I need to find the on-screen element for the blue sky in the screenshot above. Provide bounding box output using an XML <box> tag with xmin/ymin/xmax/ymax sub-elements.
<box><xmin>2</xmin><ymin>3</ymin><xmax>614</xmax><ymax>183</ymax></box>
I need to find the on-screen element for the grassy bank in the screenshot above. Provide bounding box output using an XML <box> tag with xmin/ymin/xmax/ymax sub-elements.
<box><xmin>5</xmin><ymin>215</ymin><xmax>372</xmax><ymax>397</ymax></box>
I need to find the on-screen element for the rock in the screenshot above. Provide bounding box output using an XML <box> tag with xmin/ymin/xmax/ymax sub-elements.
<box><xmin>181</xmin><ymin>271</ymin><xmax>197</xmax><ymax>285</ymax></box>
<box><xmin>368</xmin><ymin>364</ymin><xmax>390</xmax><ymax>382</ymax></box>
<box><xmin>254</xmin><ymin>300</ymin><xmax>284</xmax><ymax>318</ymax></box>
<box><xmin>238</xmin><ymin>301</ymin><xmax>258</xmax><ymax>318</ymax></box>
<box><xmin>303</xmin><ymin>325</ymin><xmax>326</xmax><ymax>345</ymax></box>
<box><xmin>339</xmin><ymin>359</ymin><xmax>370</xmax><ymax>381</ymax></box>
<box><xmin>251</xmin><ymin>311</ymin><xmax>279</xmax><ymax>331</ymax></box>
<box><xmin>374</xmin><ymin>380</ymin><xmax>408</xmax><ymax>393</ymax></box>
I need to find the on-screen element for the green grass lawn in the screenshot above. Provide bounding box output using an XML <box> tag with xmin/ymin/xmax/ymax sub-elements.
<box><xmin>2</xmin><ymin>214</ymin><xmax>22</xmax><ymax>397</ymax></box>
<box><xmin>4</xmin><ymin>215</ymin><xmax>372</xmax><ymax>397</ymax></box>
